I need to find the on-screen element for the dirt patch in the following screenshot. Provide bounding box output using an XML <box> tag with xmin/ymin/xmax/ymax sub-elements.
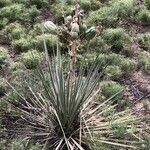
<box><xmin>120</xmin><ymin>72</ymin><xmax>150</xmax><ymax>115</ymax></box>
<box><xmin>132</xmin><ymin>71</ymin><xmax>150</xmax><ymax>94</ymax></box>
<box><xmin>120</xmin><ymin>71</ymin><xmax>150</xmax><ymax>103</ymax></box>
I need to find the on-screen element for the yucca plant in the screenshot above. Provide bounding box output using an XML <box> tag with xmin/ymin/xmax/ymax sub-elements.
<box><xmin>5</xmin><ymin>47</ymin><xmax>148</xmax><ymax>149</ymax></box>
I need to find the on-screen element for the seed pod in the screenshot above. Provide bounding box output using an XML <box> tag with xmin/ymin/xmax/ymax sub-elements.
<box><xmin>70</xmin><ymin>31</ymin><xmax>78</xmax><ymax>39</ymax></box>
<box><xmin>43</xmin><ymin>21</ymin><xmax>58</xmax><ymax>34</ymax></box>
<box><xmin>65</xmin><ymin>15</ymin><xmax>73</xmax><ymax>24</ymax></box>
<box><xmin>71</xmin><ymin>22</ymin><xmax>79</xmax><ymax>33</ymax></box>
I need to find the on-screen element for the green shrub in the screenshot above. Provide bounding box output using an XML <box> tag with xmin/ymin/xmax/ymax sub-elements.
<box><xmin>88</xmin><ymin>36</ymin><xmax>108</xmax><ymax>53</ymax></box>
<box><xmin>9</xmin><ymin>62</ymin><xmax>25</xmax><ymax>77</ymax></box>
<box><xmin>138</xmin><ymin>52</ymin><xmax>150</xmax><ymax>74</ymax></box>
<box><xmin>21</xmin><ymin>50</ymin><xmax>42</xmax><ymax>69</ymax></box>
<box><xmin>87</xmin><ymin>7</ymin><xmax>118</xmax><ymax>27</ymax></box>
<box><xmin>113</xmin><ymin>123</ymin><xmax>127</xmax><ymax>138</ymax></box>
<box><xmin>145</xmin><ymin>0</ymin><xmax>150</xmax><ymax>9</ymax></box>
<box><xmin>111</xmin><ymin>0</ymin><xmax>134</xmax><ymax>18</ymax></box>
<box><xmin>33</xmin><ymin>34</ymin><xmax>59</xmax><ymax>52</ymax></box>
<box><xmin>137</xmin><ymin>8</ymin><xmax>150</xmax><ymax>25</ymax></box>
<box><xmin>12</xmin><ymin>38</ymin><xmax>32</xmax><ymax>53</ymax></box>
<box><xmin>101</xmin><ymin>81</ymin><xmax>125</xmax><ymax>103</ymax></box>
<box><xmin>103</xmin><ymin>28</ymin><xmax>129</xmax><ymax>52</ymax></box>
<box><xmin>0</xmin><ymin>47</ymin><xmax>8</xmax><ymax>66</ymax></box>
<box><xmin>0</xmin><ymin>4</ymin><xmax>40</xmax><ymax>23</ymax></box>
<box><xmin>137</xmin><ymin>33</ymin><xmax>150</xmax><ymax>51</ymax></box>
<box><xmin>29</xmin><ymin>0</ymin><xmax>51</xmax><ymax>9</ymax></box>
<box><xmin>79</xmin><ymin>0</ymin><xmax>101</xmax><ymax>11</ymax></box>
<box><xmin>0</xmin><ymin>78</ymin><xmax>7</xmax><ymax>97</ymax></box>
<box><xmin>119</xmin><ymin>58</ymin><xmax>137</xmax><ymax>74</ymax></box>
<box><xmin>26</xmin><ymin>5</ymin><xmax>40</xmax><ymax>21</ymax></box>
<box><xmin>106</xmin><ymin>53</ymin><xmax>124</xmax><ymax>65</ymax></box>
<box><xmin>10</xmin><ymin>28</ymin><xmax>26</xmax><ymax>40</ymax></box>
<box><xmin>80</xmin><ymin>0</ymin><xmax>91</xmax><ymax>11</ymax></box>
<box><xmin>29</xmin><ymin>23</ymin><xmax>43</xmax><ymax>36</ymax></box>
<box><xmin>0</xmin><ymin>18</ymin><xmax>9</xmax><ymax>30</ymax></box>
<box><xmin>0</xmin><ymin>0</ymin><xmax>11</xmax><ymax>8</ymax></box>
<box><xmin>90</xmin><ymin>0</ymin><xmax>102</xmax><ymax>11</ymax></box>
<box><xmin>52</xmin><ymin>3</ymin><xmax>73</xmax><ymax>17</ymax></box>
<box><xmin>0</xmin><ymin>4</ymin><xmax>25</xmax><ymax>21</ymax></box>
<box><xmin>105</xmin><ymin>65</ymin><xmax>122</xmax><ymax>80</ymax></box>
<box><xmin>78</xmin><ymin>53</ymin><xmax>108</xmax><ymax>70</ymax></box>
<box><xmin>3</xmin><ymin>22</ymin><xmax>27</xmax><ymax>41</ymax></box>
<box><xmin>4</xmin><ymin>22</ymin><xmax>26</xmax><ymax>40</ymax></box>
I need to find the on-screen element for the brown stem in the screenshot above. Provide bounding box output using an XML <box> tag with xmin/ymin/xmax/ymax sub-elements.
<box><xmin>70</xmin><ymin>0</ymin><xmax>80</xmax><ymax>85</ymax></box>
<box><xmin>70</xmin><ymin>41</ymin><xmax>77</xmax><ymax>84</ymax></box>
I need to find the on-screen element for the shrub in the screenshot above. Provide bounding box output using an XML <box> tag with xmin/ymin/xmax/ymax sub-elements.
<box><xmin>0</xmin><ymin>47</ymin><xmax>8</xmax><ymax>66</ymax></box>
<box><xmin>106</xmin><ymin>53</ymin><xmax>124</xmax><ymax>65</ymax></box>
<box><xmin>52</xmin><ymin>3</ymin><xmax>73</xmax><ymax>17</ymax></box>
<box><xmin>119</xmin><ymin>58</ymin><xmax>137</xmax><ymax>74</ymax></box>
<box><xmin>0</xmin><ymin>18</ymin><xmax>9</xmax><ymax>30</ymax></box>
<box><xmin>0</xmin><ymin>4</ymin><xmax>40</xmax><ymax>23</ymax></box>
<box><xmin>0</xmin><ymin>78</ymin><xmax>7</xmax><ymax>97</ymax></box>
<box><xmin>29</xmin><ymin>23</ymin><xmax>43</xmax><ymax>36</ymax></box>
<box><xmin>88</xmin><ymin>36</ymin><xmax>108</xmax><ymax>53</ymax></box>
<box><xmin>80</xmin><ymin>0</ymin><xmax>91</xmax><ymax>11</ymax></box>
<box><xmin>0</xmin><ymin>0</ymin><xmax>11</xmax><ymax>8</ymax></box>
<box><xmin>4</xmin><ymin>22</ymin><xmax>26</xmax><ymax>40</ymax></box>
<box><xmin>33</xmin><ymin>34</ymin><xmax>59</xmax><ymax>52</ymax></box>
<box><xmin>111</xmin><ymin>0</ymin><xmax>134</xmax><ymax>18</ymax></box>
<box><xmin>103</xmin><ymin>28</ymin><xmax>129</xmax><ymax>52</ymax></box>
<box><xmin>0</xmin><ymin>4</ymin><xmax>25</xmax><ymax>21</ymax></box>
<box><xmin>87</xmin><ymin>7</ymin><xmax>118</xmax><ymax>27</ymax></box>
<box><xmin>29</xmin><ymin>0</ymin><xmax>51</xmax><ymax>9</ymax></box>
<box><xmin>21</xmin><ymin>50</ymin><xmax>42</xmax><ymax>69</ymax></box>
<box><xmin>113</xmin><ymin>123</ymin><xmax>127</xmax><ymax>138</ymax></box>
<box><xmin>138</xmin><ymin>52</ymin><xmax>150</xmax><ymax>74</ymax></box>
<box><xmin>145</xmin><ymin>0</ymin><xmax>150</xmax><ymax>10</ymax></box>
<box><xmin>11</xmin><ymin>38</ymin><xmax>32</xmax><ymax>53</ymax></box>
<box><xmin>79</xmin><ymin>0</ymin><xmax>101</xmax><ymax>11</ymax></box>
<box><xmin>78</xmin><ymin>53</ymin><xmax>108</xmax><ymax>71</ymax></box>
<box><xmin>101</xmin><ymin>81</ymin><xmax>125</xmax><ymax>103</ymax></box>
<box><xmin>137</xmin><ymin>8</ymin><xmax>150</xmax><ymax>25</ymax></box>
<box><xmin>26</xmin><ymin>5</ymin><xmax>40</xmax><ymax>21</ymax></box>
<box><xmin>137</xmin><ymin>33</ymin><xmax>150</xmax><ymax>51</ymax></box>
<box><xmin>90</xmin><ymin>0</ymin><xmax>102</xmax><ymax>11</ymax></box>
<box><xmin>10</xmin><ymin>28</ymin><xmax>26</xmax><ymax>40</ymax></box>
<box><xmin>105</xmin><ymin>65</ymin><xmax>122</xmax><ymax>80</ymax></box>
<box><xmin>9</xmin><ymin>62</ymin><xmax>25</xmax><ymax>77</ymax></box>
